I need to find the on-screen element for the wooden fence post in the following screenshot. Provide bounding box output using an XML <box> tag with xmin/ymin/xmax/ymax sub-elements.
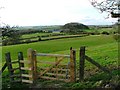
<box><xmin>18</xmin><ymin>52</ymin><xmax>24</xmax><ymax>82</ymax></box>
<box><xmin>33</xmin><ymin>50</ymin><xmax>37</xmax><ymax>80</ymax></box>
<box><xmin>79</xmin><ymin>46</ymin><xmax>85</xmax><ymax>81</ymax></box>
<box><xmin>70</xmin><ymin>47</ymin><xmax>76</xmax><ymax>82</ymax></box>
<box><xmin>5</xmin><ymin>52</ymin><xmax>14</xmax><ymax>82</ymax></box>
<box><xmin>27</xmin><ymin>48</ymin><xmax>37</xmax><ymax>83</ymax></box>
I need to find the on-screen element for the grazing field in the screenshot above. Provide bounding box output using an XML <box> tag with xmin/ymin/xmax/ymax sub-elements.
<box><xmin>2</xmin><ymin>35</ymin><xmax>117</xmax><ymax>64</ymax></box>
<box><xmin>2</xmin><ymin>34</ymin><xmax>119</xmax><ymax>88</ymax></box>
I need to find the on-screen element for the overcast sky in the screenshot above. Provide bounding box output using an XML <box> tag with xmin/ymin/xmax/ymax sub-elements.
<box><xmin>0</xmin><ymin>0</ymin><xmax>118</xmax><ymax>26</ymax></box>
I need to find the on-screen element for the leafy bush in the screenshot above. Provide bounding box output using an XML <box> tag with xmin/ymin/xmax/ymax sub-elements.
<box><xmin>101</xmin><ymin>31</ymin><xmax>109</xmax><ymax>35</ymax></box>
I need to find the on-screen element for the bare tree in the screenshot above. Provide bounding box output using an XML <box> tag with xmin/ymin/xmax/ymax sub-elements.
<box><xmin>89</xmin><ymin>0</ymin><xmax>120</xmax><ymax>18</ymax></box>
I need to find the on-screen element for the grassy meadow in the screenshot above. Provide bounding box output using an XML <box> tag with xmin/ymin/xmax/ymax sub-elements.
<box><xmin>2</xmin><ymin>35</ymin><xmax>118</xmax><ymax>67</ymax></box>
<box><xmin>1</xmin><ymin>30</ymin><xmax>119</xmax><ymax>88</ymax></box>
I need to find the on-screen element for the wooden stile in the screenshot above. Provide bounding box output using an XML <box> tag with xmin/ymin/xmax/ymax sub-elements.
<box><xmin>79</xmin><ymin>46</ymin><xmax>85</xmax><ymax>81</ymax></box>
<box><xmin>39</xmin><ymin>57</ymin><xmax>64</xmax><ymax>77</ymax></box>
<box><xmin>70</xmin><ymin>47</ymin><xmax>76</xmax><ymax>82</ymax></box>
<box><xmin>27</xmin><ymin>49</ymin><xmax>37</xmax><ymax>83</ymax></box>
<box><xmin>27</xmin><ymin>48</ymin><xmax>34</xmax><ymax>83</ymax></box>
<box><xmin>18</xmin><ymin>52</ymin><xmax>24</xmax><ymax>82</ymax></box>
<box><xmin>5</xmin><ymin>52</ymin><xmax>14</xmax><ymax>82</ymax></box>
<box><xmin>33</xmin><ymin>50</ymin><xmax>37</xmax><ymax>81</ymax></box>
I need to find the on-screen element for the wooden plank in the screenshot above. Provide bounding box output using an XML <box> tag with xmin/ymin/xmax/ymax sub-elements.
<box><xmin>33</xmin><ymin>50</ymin><xmax>37</xmax><ymax>80</ymax></box>
<box><xmin>18</xmin><ymin>52</ymin><xmax>24</xmax><ymax>82</ymax></box>
<box><xmin>36</xmin><ymin>53</ymin><xmax>70</xmax><ymax>58</ymax></box>
<box><xmin>27</xmin><ymin>48</ymin><xmax>34</xmax><ymax>83</ymax></box>
<box><xmin>85</xmin><ymin>55</ymin><xmax>112</xmax><ymax>75</ymax></box>
<box><xmin>46</xmin><ymin>73</ymin><xmax>70</xmax><ymax>77</ymax></box>
<box><xmin>37</xmin><ymin>60</ymin><xmax>55</xmax><ymax>64</ymax></box>
<box><xmin>10</xmin><ymin>74</ymin><xmax>21</xmax><ymax>78</ymax></box>
<box><xmin>2</xmin><ymin>63</ymin><xmax>7</xmax><ymax>73</ymax></box>
<box><xmin>58</xmin><ymin>64</ymin><xmax>67</xmax><ymax>67</ymax></box>
<box><xmin>70</xmin><ymin>48</ymin><xmax>76</xmax><ymax>82</ymax></box>
<box><xmin>5</xmin><ymin>52</ymin><xmax>14</xmax><ymax>82</ymax></box>
<box><xmin>20</xmin><ymin>67</ymin><xmax>32</xmax><ymax>71</ymax></box>
<box><xmin>22</xmin><ymin>74</ymin><xmax>32</xmax><ymax>78</ymax></box>
<box><xmin>40</xmin><ymin>68</ymin><xmax>70</xmax><ymax>72</ymax></box>
<box><xmin>40</xmin><ymin>76</ymin><xmax>70</xmax><ymax>82</ymax></box>
<box><xmin>20</xmin><ymin>60</ymin><xmax>30</xmax><ymax>64</ymax></box>
<box><xmin>79</xmin><ymin>46</ymin><xmax>85</xmax><ymax>81</ymax></box>
<box><xmin>40</xmin><ymin>57</ymin><xmax>64</xmax><ymax>76</ymax></box>
<box><xmin>22</xmin><ymin>79</ymin><xmax>33</xmax><ymax>83</ymax></box>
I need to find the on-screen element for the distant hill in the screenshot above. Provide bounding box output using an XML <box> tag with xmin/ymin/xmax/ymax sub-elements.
<box><xmin>62</xmin><ymin>22</ymin><xmax>89</xmax><ymax>34</ymax></box>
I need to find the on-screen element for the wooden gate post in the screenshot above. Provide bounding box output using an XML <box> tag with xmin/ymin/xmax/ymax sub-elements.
<box><xmin>18</xmin><ymin>52</ymin><xmax>24</xmax><ymax>82</ymax></box>
<box><xmin>27</xmin><ymin>48</ymin><xmax>37</xmax><ymax>83</ymax></box>
<box><xmin>5</xmin><ymin>52</ymin><xmax>14</xmax><ymax>82</ymax></box>
<box><xmin>33</xmin><ymin>50</ymin><xmax>37</xmax><ymax>80</ymax></box>
<box><xmin>79</xmin><ymin>46</ymin><xmax>85</xmax><ymax>81</ymax></box>
<box><xmin>70</xmin><ymin>47</ymin><xmax>76</xmax><ymax>82</ymax></box>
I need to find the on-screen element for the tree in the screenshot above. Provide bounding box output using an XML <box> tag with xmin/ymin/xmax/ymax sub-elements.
<box><xmin>89</xmin><ymin>0</ymin><xmax>120</xmax><ymax>18</ymax></box>
<box><xmin>1</xmin><ymin>25</ymin><xmax>21</xmax><ymax>45</ymax></box>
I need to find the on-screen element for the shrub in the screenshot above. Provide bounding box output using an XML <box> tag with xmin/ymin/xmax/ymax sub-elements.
<box><xmin>101</xmin><ymin>31</ymin><xmax>109</xmax><ymax>35</ymax></box>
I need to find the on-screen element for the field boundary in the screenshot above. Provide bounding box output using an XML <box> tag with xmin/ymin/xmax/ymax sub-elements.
<box><xmin>2</xmin><ymin>46</ymin><xmax>112</xmax><ymax>84</ymax></box>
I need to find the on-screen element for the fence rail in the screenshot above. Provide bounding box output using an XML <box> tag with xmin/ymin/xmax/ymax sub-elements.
<box><xmin>2</xmin><ymin>46</ymin><xmax>112</xmax><ymax>85</ymax></box>
<box><xmin>36</xmin><ymin>53</ymin><xmax>70</xmax><ymax>58</ymax></box>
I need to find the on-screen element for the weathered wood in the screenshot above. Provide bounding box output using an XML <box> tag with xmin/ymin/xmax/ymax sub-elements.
<box><xmin>20</xmin><ymin>67</ymin><xmax>32</xmax><ymax>71</ymax></box>
<box><xmin>33</xmin><ymin>50</ymin><xmax>37</xmax><ymax>81</ymax></box>
<box><xmin>27</xmin><ymin>48</ymin><xmax>34</xmax><ymax>83</ymax></box>
<box><xmin>40</xmin><ymin>68</ymin><xmax>70</xmax><ymax>72</ymax></box>
<box><xmin>85</xmin><ymin>55</ymin><xmax>111</xmax><ymax>74</ymax></box>
<box><xmin>70</xmin><ymin>48</ymin><xmax>76</xmax><ymax>82</ymax></box>
<box><xmin>36</xmin><ymin>53</ymin><xmax>70</xmax><ymax>58</ymax></box>
<box><xmin>10</xmin><ymin>74</ymin><xmax>21</xmax><ymax>78</ymax></box>
<box><xmin>21</xmin><ymin>74</ymin><xmax>32</xmax><ymax>78</ymax></box>
<box><xmin>46</xmin><ymin>72</ymin><xmax>70</xmax><ymax>77</ymax></box>
<box><xmin>5</xmin><ymin>52</ymin><xmax>14</xmax><ymax>82</ymax></box>
<box><xmin>22</xmin><ymin>79</ymin><xmax>33</xmax><ymax>83</ymax></box>
<box><xmin>40</xmin><ymin>76</ymin><xmax>70</xmax><ymax>82</ymax></box>
<box><xmin>40</xmin><ymin>57</ymin><xmax>64</xmax><ymax>76</ymax></box>
<box><xmin>18</xmin><ymin>52</ymin><xmax>24</xmax><ymax>82</ymax></box>
<box><xmin>18</xmin><ymin>52</ymin><xmax>24</xmax><ymax>68</ymax></box>
<box><xmin>20</xmin><ymin>60</ymin><xmax>31</xmax><ymax>64</ymax></box>
<box><xmin>79</xmin><ymin>46</ymin><xmax>85</xmax><ymax>81</ymax></box>
<box><xmin>2</xmin><ymin>63</ymin><xmax>7</xmax><ymax>72</ymax></box>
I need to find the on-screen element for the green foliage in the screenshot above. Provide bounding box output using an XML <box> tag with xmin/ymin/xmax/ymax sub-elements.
<box><xmin>101</xmin><ymin>31</ymin><xmax>109</xmax><ymax>35</ymax></box>
<box><xmin>62</xmin><ymin>22</ymin><xmax>89</xmax><ymax>34</ymax></box>
<box><xmin>2</xmin><ymin>25</ymin><xmax>21</xmax><ymax>45</ymax></box>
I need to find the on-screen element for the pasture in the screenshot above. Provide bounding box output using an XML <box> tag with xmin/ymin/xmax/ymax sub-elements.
<box><xmin>2</xmin><ymin>35</ymin><xmax>118</xmax><ymax>67</ymax></box>
<box><xmin>2</xmin><ymin>34</ymin><xmax>119</xmax><ymax>88</ymax></box>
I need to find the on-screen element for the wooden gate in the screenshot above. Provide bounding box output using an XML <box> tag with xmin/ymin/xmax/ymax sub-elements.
<box><xmin>20</xmin><ymin>48</ymin><xmax>76</xmax><ymax>83</ymax></box>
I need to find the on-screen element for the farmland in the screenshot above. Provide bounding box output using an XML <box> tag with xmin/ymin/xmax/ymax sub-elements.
<box><xmin>1</xmin><ymin>27</ymin><xmax>119</xmax><ymax>89</ymax></box>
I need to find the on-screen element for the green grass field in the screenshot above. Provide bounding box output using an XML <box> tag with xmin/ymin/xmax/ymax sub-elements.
<box><xmin>2</xmin><ymin>35</ymin><xmax>118</xmax><ymax>65</ymax></box>
<box><xmin>1</xmin><ymin>34</ymin><xmax>119</xmax><ymax>88</ymax></box>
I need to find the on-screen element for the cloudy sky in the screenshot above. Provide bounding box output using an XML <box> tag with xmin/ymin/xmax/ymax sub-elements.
<box><xmin>0</xmin><ymin>0</ymin><xmax>118</xmax><ymax>26</ymax></box>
